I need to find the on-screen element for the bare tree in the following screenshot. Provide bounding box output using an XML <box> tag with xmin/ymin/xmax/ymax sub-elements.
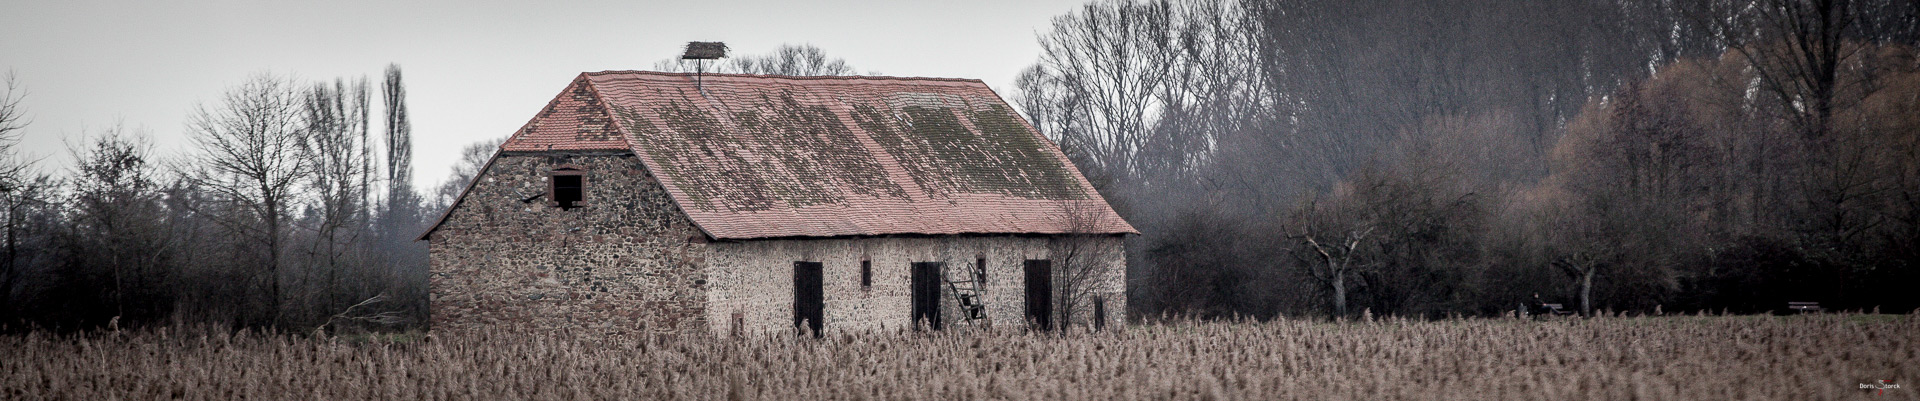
<box><xmin>179</xmin><ymin>73</ymin><xmax>309</xmax><ymax>325</ymax></box>
<box><xmin>1681</xmin><ymin>0</ymin><xmax>1901</xmax><ymax>141</ymax></box>
<box><xmin>0</xmin><ymin>70</ymin><xmax>36</xmax><ymax>323</ymax></box>
<box><xmin>378</xmin><ymin>64</ymin><xmax>428</xmax><ymax>326</ymax></box>
<box><xmin>725</xmin><ymin>44</ymin><xmax>856</xmax><ymax>76</ymax></box>
<box><xmin>62</xmin><ymin>126</ymin><xmax>174</xmax><ymax>326</ymax></box>
<box><xmin>1024</xmin><ymin>0</ymin><xmax>1179</xmax><ymax>181</ymax></box>
<box><xmin>1535</xmin><ymin>200</ymin><xmax>1605</xmax><ymax>317</ymax></box>
<box><xmin>0</xmin><ymin>70</ymin><xmax>33</xmax><ymax>196</ymax></box>
<box><xmin>297</xmin><ymin>77</ymin><xmax>376</xmax><ymax>323</ymax></box>
<box><xmin>0</xmin><ymin>71</ymin><xmax>25</xmax><ymax>155</ymax></box>
<box><xmin>1680</xmin><ymin>0</ymin><xmax>1914</xmax><ymax>247</ymax></box>
<box><xmin>430</xmin><ymin>137</ymin><xmax>505</xmax><ymax>214</ymax></box>
<box><xmin>380</xmin><ymin>64</ymin><xmax>422</xmax><ymax>238</ymax></box>
<box><xmin>1285</xmin><ymin>197</ymin><xmax>1375</xmax><ymax>318</ymax></box>
<box><xmin>1049</xmin><ymin>200</ymin><xmax>1121</xmax><ymax>330</ymax></box>
<box><xmin>1281</xmin><ymin>163</ymin><xmax>1486</xmax><ymax>319</ymax></box>
<box><xmin>653</xmin><ymin>44</ymin><xmax>861</xmax><ymax>76</ymax></box>
<box><xmin>0</xmin><ymin>175</ymin><xmax>58</xmax><ymax>328</ymax></box>
<box><xmin>383</xmin><ymin>64</ymin><xmax>412</xmax><ymax>202</ymax></box>
<box><xmin>1548</xmin><ymin>74</ymin><xmax>1720</xmax><ymax>316</ymax></box>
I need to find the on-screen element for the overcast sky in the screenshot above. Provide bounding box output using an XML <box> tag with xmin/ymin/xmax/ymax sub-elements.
<box><xmin>0</xmin><ymin>0</ymin><xmax>1083</xmax><ymax>189</ymax></box>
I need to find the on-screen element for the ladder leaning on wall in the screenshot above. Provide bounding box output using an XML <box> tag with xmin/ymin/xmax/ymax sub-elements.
<box><xmin>944</xmin><ymin>277</ymin><xmax>987</xmax><ymax>325</ymax></box>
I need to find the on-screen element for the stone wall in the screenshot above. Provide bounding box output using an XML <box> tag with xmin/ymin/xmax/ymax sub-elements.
<box><xmin>428</xmin><ymin>152</ymin><xmax>1128</xmax><ymax>338</ymax></box>
<box><xmin>706</xmin><ymin>235</ymin><xmax>1126</xmax><ymax>336</ymax></box>
<box><xmin>428</xmin><ymin>152</ymin><xmax>710</xmax><ymax>336</ymax></box>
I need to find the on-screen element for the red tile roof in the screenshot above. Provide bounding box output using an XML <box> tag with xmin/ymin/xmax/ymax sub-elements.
<box><xmin>497</xmin><ymin>71</ymin><xmax>1135</xmax><ymax>239</ymax></box>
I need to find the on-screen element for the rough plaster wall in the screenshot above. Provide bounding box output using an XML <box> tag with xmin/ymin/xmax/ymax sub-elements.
<box><xmin>429</xmin><ymin>153</ymin><xmax>709</xmax><ymax>336</ymax></box>
<box><xmin>706</xmin><ymin>235</ymin><xmax>1125</xmax><ymax>336</ymax></box>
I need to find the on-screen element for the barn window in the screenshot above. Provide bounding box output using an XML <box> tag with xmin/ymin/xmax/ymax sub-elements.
<box><xmin>548</xmin><ymin>165</ymin><xmax>585</xmax><ymax>209</ymax></box>
<box><xmin>860</xmin><ymin>260</ymin><xmax>872</xmax><ymax>290</ymax></box>
<box><xmin>974</xmin><ymin>257</ymin><xmax>987</xmax><ymax>284</ymax></box>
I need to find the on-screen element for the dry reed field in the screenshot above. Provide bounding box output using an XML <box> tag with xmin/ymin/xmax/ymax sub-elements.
<box><xmin>4</xmin><ymin>314</ymin><xmax>1915</xmax><ymax>400</ymax></box>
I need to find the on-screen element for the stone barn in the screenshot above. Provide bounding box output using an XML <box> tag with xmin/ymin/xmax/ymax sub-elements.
<box><xmin>420</xmin><ymin>71</ymin><xmax>1135</xmax><ymax>336</ymax></box>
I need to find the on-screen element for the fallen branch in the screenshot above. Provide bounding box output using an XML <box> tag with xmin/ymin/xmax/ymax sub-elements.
<box><xmin>314</xmin><ymin>294</ymin><xmax>405</xmax><ymax>336</ymax></box>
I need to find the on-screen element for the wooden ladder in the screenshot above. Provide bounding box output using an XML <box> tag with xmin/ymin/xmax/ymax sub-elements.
<box><xmin>944</xmin><ymin>278</ymin><xmax>987</xmax><ymax>323</ymax></box>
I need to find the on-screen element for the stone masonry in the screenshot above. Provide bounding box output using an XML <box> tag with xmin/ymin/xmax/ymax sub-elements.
<box><xmin>425</xmin><ymin>71</ymin><xmax>1136</xmax><ymax>337</ymax></box>
<box><xmin>427</xmin><ymin>152</ymin><xmax>1127</xmax><ymax>337</ymax></box>
<box><xmin>428</xmin><ymin>153</ymin><xmax>709</xmax><ymax>336</ymax></box>
<box><xmin>707</xmin><ymin>235</ymin><xmax>1126</xmax><ymax>336</ymax></box>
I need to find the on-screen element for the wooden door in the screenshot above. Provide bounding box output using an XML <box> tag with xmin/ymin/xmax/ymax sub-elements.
<box><xmin>793</xmin><ymin>261</ymin><xmax>824</xmax><ymax>337</ymax></box>
<box><xmin>910</xmin><ymin>262</ymin><xmax>943</xmax><ymax>331</ymax></box>
<box><xmin>1024</xmin><ymin>260</ymin><xmax>1053</xmax><ymax>331</ymax></box>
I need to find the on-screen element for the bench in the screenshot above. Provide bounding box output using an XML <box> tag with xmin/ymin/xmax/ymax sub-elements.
<box><xmin>1540</xmin><ymin>303</ymin><xmax>1576</xmax><ymax>316</ymax></box>
<box><xmin>1787</xmin><ymin>301</ymin><xmax>1823</xmax><ymax>313</ymax></box>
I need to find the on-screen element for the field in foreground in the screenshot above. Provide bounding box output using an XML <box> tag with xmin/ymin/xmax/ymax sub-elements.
<box><xmin>4</xmin><ymin>314</ymin><xmax>1914</xmax><ymax>400</ymax></box>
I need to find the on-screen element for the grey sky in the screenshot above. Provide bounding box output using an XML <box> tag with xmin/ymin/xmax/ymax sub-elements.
<box><xmin>0</xmin><ymin>0</ymin><xmax>1082</xmax><ymax>189</ymax></box>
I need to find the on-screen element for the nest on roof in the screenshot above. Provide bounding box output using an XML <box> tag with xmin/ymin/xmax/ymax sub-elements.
<box><xmin>682</xmin><ymin>42</ymin><xmax>728</xmax><ymax>60</ymax></box>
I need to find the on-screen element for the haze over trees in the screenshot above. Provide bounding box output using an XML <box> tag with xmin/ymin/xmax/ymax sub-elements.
<box><xmin>0</xmin><ymin>66</ymin><xmax>428</xmax><ymax>332</ymax></box>
<box><xmin>1016</xmin><ymin>0</ymin><xmax>1920</xmax><ymax>318</ymax></box>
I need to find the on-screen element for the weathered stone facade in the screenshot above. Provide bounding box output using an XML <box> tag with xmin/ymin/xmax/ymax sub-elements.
<box><xmin>427</xmin><ymin>152</ymin><xmax>1128</xmax><ymax>337</ymax></box>
<box><xmin>706</xmin><ymin>235</ymin><xmax>1126</xmax><ymax>336</ymax></box>
<box><xmin>428</xmin><ymin>153</ymin><xmax>709</xmax><ymax>336</ymax></box>
<box><xmin>426</xmin><ymin>71</ymin><xmax>1136</xmax><ymax>337</ymax></box>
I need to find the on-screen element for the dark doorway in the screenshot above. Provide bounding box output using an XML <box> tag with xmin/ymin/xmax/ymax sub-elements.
<box><xmin>793</xmin><ymin>261</ymin><xmax>824</xmax><ymax>337</ymax></box>
<box><xmin>1024</xmin><ymin>259</ymin><xmax>1053</xmax><ymax>331</ymax></box>
<box><xmin>911</xmin><ymin>262</ymin><xmax>943</xmax><ymax>330</ymax></box>
<box><xmin>1094</xmin><ymin>295</ymin><xmax>1107</xmax><ymax>330</ymax></box>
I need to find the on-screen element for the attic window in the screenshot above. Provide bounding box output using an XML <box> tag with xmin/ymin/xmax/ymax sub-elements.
<box><xmin>549</xmin><ymin>165</ymin><xmax>585</xmax><ymax>209</ymax></box>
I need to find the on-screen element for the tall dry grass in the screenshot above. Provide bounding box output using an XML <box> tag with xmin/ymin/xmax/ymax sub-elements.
<box><xmin>4</xmin><ymin>314</ymin><xmax>1914</xmax><ymax>400</ymax></box>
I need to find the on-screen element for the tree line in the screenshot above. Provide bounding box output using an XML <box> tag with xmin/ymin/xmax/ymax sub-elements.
<box><xmin>0</xmin><ymin>65</ymin><xmax>431</xmax><ymax>332</ymax></box>
<box><xmin>1015</xmin><ymin>0</ymin><xmax>1920</xmax><ymax>318</ymax></box>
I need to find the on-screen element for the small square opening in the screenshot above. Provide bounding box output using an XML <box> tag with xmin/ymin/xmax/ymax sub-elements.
<box><xmin>553</xmin><ymin>175</ymin><xmax>582</xmax><ymax>208</ymax></box>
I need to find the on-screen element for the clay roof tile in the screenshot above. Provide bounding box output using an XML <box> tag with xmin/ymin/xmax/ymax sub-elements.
<box><xmin>496</xmin><ymin>71</ymin><xmax>1135</xmax><ymax>239</ymax></box>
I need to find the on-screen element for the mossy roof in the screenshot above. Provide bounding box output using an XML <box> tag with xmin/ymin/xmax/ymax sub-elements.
<box><xmin>497</xmin><ymin>71</ymin><xmax>1135</xmax><ymax>239</ymax></box>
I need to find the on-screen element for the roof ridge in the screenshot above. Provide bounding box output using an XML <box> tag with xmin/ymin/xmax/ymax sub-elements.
<box><xmin>583</xmin><ymin>70</ymin><xmax>986</xmax><ymax>84</ymax></box>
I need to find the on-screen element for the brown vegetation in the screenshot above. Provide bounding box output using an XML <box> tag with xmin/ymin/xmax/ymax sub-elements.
<box><xmin>5</xmin><ymin>315</ymin><xmax>1912</xmax><ymax>400</ymax></box>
